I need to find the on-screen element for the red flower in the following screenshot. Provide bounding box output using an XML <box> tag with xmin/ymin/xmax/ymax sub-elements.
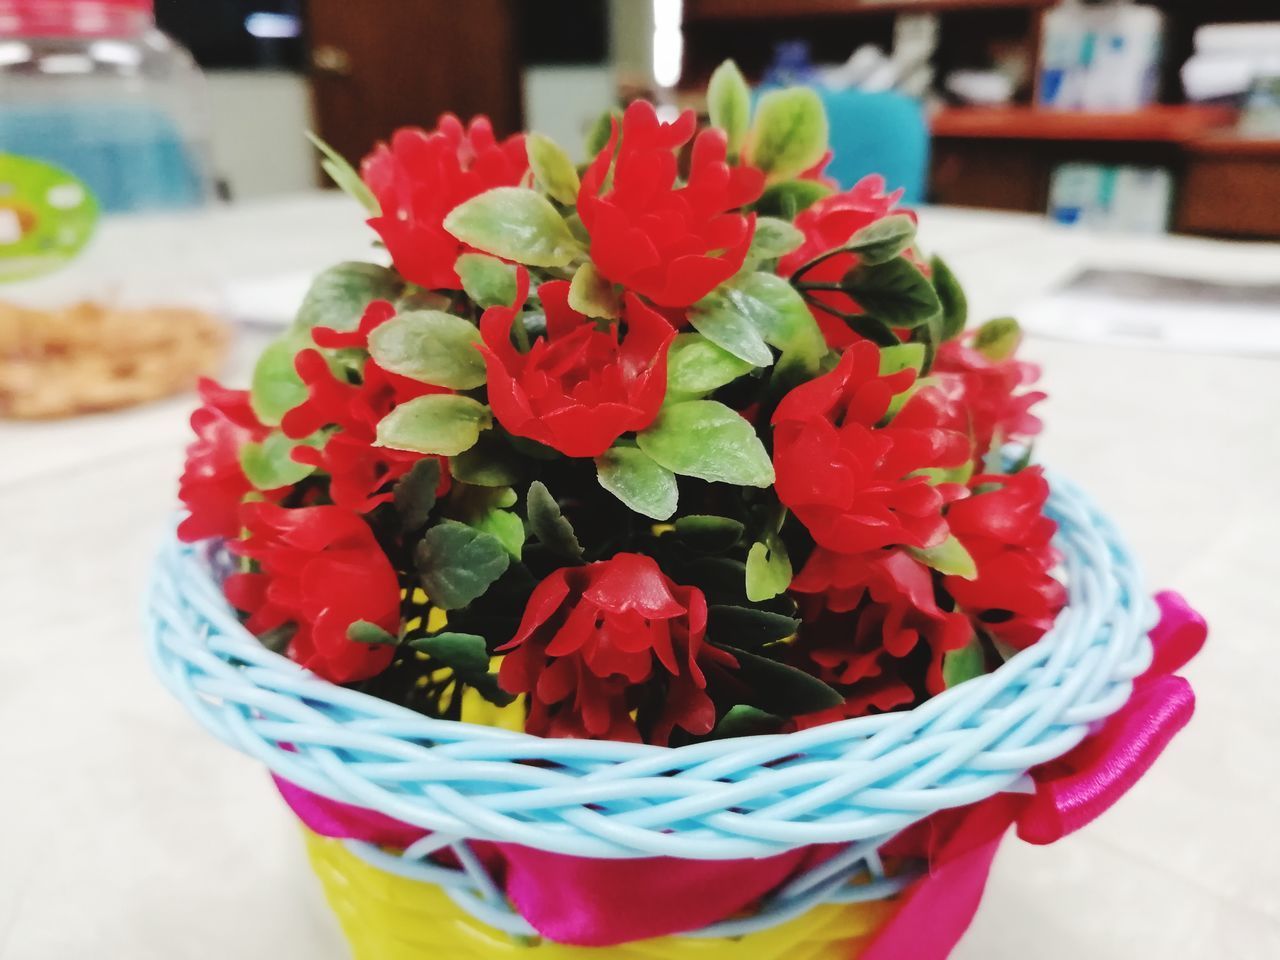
<box><xmin>362</xmin><ymin>115</ymin><xmax>528</xmax><ymax>290</ymax></box>
<box><xmin>577</xmin><ymin>100</ymin><xmax>765</xmax><ymax>308</ymax></box>
<box><xmin>934</xmin><ymin>335</ymin><xmax>1046</xmax><ymax>459</ymax></box>
<box><xmin>497</xmin><ymin>554</ymin><xmax>736</xmax><ymax>745</ymax></box>
<box><xmin>177</xmin><ymin>379</ymin><xmax>271</xmax><ymax>542</ymax></box>
<box><xmin>772</xmin><ymin>342</ymin><xmax>970</xmax><ymax>555</ymax></box>
<box><xmin>777</xmin><ymin>175</ymin><xmax>914</xmax><ymax>350</ymax></box>
<box><xmin>225</xmin><ymin>503</ymin><xmax>400</xmax><ymax>683</ymax></box>
<box><xmin>479</xmin><ymin>269</ymin><xmax>676</xmax><ymax>458</ymax></box>
<box><xmin>943</xmin><ymin>468</ymin><xmax>1065</xmax><ymax>650</ymax></box>
<box><xmin>281</xmin><ymin>301</ymin><xmax>447</xmax><ymax>513</ymax></box>
<box><xmin>790</xmin><ymin>549</ymin><xmax>973</xmax><ymax>728</ymax></box>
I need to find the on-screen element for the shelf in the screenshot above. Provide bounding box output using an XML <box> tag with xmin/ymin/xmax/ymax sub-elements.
<box><xmin>930</xmin><ymin>106</ymin><xmax>1237</xmax><ymax>144</ymax></box>
<box><xmin>1184</xmin><ymin>132</ymin><xmax>1280</xmax><ymax>159</ymax></box>
<box><xmin>685</xmin><ymin>0</ymin><xmax>1054</xmax><ymax>21</ymax></box>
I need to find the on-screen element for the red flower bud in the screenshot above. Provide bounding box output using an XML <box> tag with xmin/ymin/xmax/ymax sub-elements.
<box><xmin>934</xmin><ymin>336</ymin><xmax>1046</xmax><ymax>460</ymax></box>
<box><xmin>479</xmin><ymin>270</ymin><xmax>676</xmax><ymax>458</ymax></box>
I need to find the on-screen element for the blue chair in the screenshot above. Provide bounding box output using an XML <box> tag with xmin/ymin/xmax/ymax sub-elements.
<box><xmin>815</xmin><ymin>88</ymin><xmax>930</xmax><ymax>204</ymax></box>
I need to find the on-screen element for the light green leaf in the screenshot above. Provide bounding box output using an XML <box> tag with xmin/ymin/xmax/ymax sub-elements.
<box><xmin>348</xmin><ymin>620</ymin><xmax>397</xmax><ymax>645</ymax></box>
<box><xmin>528</xmin><ymin>132</ymin><xmax>581</xmax><ymax>205</ymax></box>
<box><xmin>394</xmin><ymin>458</ymin><xmax>442</xmax><ymax>528</ymax></box>
<box><xmin>295</xmin><ymin>262</ymin><xmax>403</xmax><ymax>332</ymax></box>
<box><xmin>239</xmin><ymin>429</ymin><xmax>319</xmax><ymax>490</ymax></box>
<box><xmin>376</xmin><ymin>395</ymin><xmax>492</xmax><ymax>456</ymax></box>
<box><xmin>595</xmin><ymin>446</ymin><xmax>679</xmax><ymax>520</ymax></box>
<box><xmin>456</xmin><ymin>253</ymin><xmax>518</xmax><ymax>309</ymax></box>
<box><xmin>443</xmin><ymin>187</ymin><xmax>582</xmax><ymax>268</ymax></box>
<box><xmin>746</xmin><ymin>532</ymin><xmax>792</xmax><ymax>602</ymax></box>
<box><xmin>973</xmin><ymin>316</ymin><xmax>1022</xmax><ymax>361</ymax></box>
<box><xmin>307</xmin><ymin>131</ymin><xmax>379</xmax><ymax>215</ymax></box>
<box><xmin>707</xmin><ymin>59</ymin><xmax>751</xmax><ymax>154</ymax></box>
<box><xmin>250</xmin><ymin>333</ymin><xmax>309</xmax><ymax>426</ymax></box>
<box><xmin>367</xmin><ymin>310</ymin><xmax>486</xmax><ymax>389</ymax></box>
<box><xmin>687</xmin><ymin>289</ymin><xmax>774</xmax><ymax>367</ymax></box>
<box><xmin>931</xmin><ymin>255</ymin><xmax>968</xmax><ymax>341</ymax></box>
<box><xmin>568</xmin><ymin>261</ymin><xmax>621</xmax><ymax>319</ymax></box>
<box><xmin>637</xmin><ymin>401</ymin><xmax>774</xmax><ymax>488</ymax></box>
<box><xmin>734</xmin><ymin>272</ymin><xmax>826</xmax><ymax>368</ymax></box>
<box><xmin>526</xmin><ymin>481</ymin><xmax>584</xmax><ymax>560</ymax></box>
<box><xmin>408</xmin><ymin>631</ymin><xmax>492</xmax><ymax>676</ymax></box>
<box><xmin>909</xmin><ymin>534</ymin><xmax>978</xmax><ymax>579</ymax></box>
<box><xmin>585</xmin><ymin>107</ymin><xmax>622</xmax><ymax>158</ymax></box>
<box><xmin>472</xmin><ymin>508</ymin><xmax>525</xmax><ymax>560</ymax></box>
<box><xmin>842</xmin><ymin>258</ymin><xmax>943</xmax><ymax>329</ymax></box>
<box><xmin>943</xmin><ymin>638</ymin><xmax>986</xmax><ymax>688</ymax></box>
<box><xmin>744</xmin><ymin>87</ymin><xmax>829</xmax><ymax>183</ymax></box>
<box><xmin>397</xmin><ymin>287</ymin><xmax>453</xmax><ymax>313</ymax></box>
<box><xmin>749</xmin><ymin>217</ymin><xmax>805</xmax><ymax>261</ymax></box>
<box><xmin>415</xmin><ymin>520</ymin><xmax>511</xmax><ymax>610</ymax></box>
<box><xmin>666</xmin><ymin>333</ymin><xmax>755</xmax><ymax>400</ymax></box>
<box><xmin>755</xmin><ymin>179</ymin><xmax>835</xmax><ymax>219</ymax></box>
<box><xmin>845</xmin><ymin>214</ymin><xmax>918</xmax><ymax>266</ymax></box>
<box><xmin>879</xmin><ymin>342</ymin><xmax>927</xmax><ymax>376</ymax></box>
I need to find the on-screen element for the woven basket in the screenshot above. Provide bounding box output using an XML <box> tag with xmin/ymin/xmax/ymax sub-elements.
<box><xmin>147</xmin><ymin>469</ymin><xmax>1154</xmax><ymax>957</ymax></box>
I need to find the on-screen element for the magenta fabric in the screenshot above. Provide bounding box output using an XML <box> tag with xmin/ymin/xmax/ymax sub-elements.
<box><xmin>273</xmin><ymin>590</ymin><xmax>1206</xmax><ymax>952</ymax></box>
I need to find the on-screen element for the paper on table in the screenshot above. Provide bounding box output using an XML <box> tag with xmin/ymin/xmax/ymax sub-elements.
<box><xmin>220</xmin><ymin>271</ymin><xmax>317</xmax><ymax>329</ymax></box>
<box><xmin>1018</xmin><ymin>268</ymin><xmax>1280</xmax><ymax>357</ymax></box>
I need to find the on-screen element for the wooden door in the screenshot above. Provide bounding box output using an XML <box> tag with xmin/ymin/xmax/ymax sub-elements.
<box><xmin>306</xmin><ymin>0</ymin><xmax>524</xmax><ymax>170</ymax></box>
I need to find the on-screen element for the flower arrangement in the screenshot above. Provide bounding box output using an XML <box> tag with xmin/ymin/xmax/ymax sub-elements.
<box><xmin>179</xmin><ymin>62</ymin><xmax>1064</xmax><ymax>747</ymax></box>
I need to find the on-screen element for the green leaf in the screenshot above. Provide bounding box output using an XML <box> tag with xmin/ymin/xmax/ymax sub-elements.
<box><xmin>366</xmin><ymin>310</ymin><xmax>486</xmax><ymax>389</ymax></box>
<box><xmin>909</xmin><ymin>534</ymin><xmax>978</xmax><ymax>579</ymax></box>
<box><xmin>665</xmin><ymin>333</ymin><xmax>755</xmax><ymax>400</ymax></box>
<box><xmin>943</xmin><ymin>637</ymin><xmax>986</xmax><ymax>688</ymax></box>
<box><xmin>307</xmin><ymin>131</ymin><xmax>379</xmax><ymax>215</ymax></box>
<box><xmin>527</xmin><ymin>132</ymin><xmax>581</xmax><ymax>205</ymax></box>
<box><xmin>708</xmin><ymin>605</ymin><xmax>799</xmax><ymax>649</ymax></box>
<box><xmin>755</xmin><ymin>179</ymin><xmax>835</xmax><ymax>219</ymax></box>
<box><xmin>415</xmin><ymin>520</ymin><xmax>511</xmax><ymax>610</ymax></box>
<box><xmin>585</xmin><ymin>107</ymin><xmax>621</xmax><ymax>159</ymax></box>
<box><xmin>749</xmin><ymin>217</ymin><xmax>806</xmax><ymax>261</ymax></box>
<box><xmin>568</xmin><ymin>261</ymin><xmax>621</xmax><ymax>319</ymax></box>
<box><xmin>718</xmin><ymin>645</ymin><xmax>844</xmax><ymax>715</ymax></box>
<box><xmin>931</xmin><ymin>255</ymin><xmax>968</xmax><ymax>341</ymax></box>
<box><xmin>397</xmin><ymin>287</ymin><xmax>453</xmax><ymax>313</ymax></box>
<box><xmin>744</xmin><ymin>87</ymin><xmax>829</xmax><ymax>183</ymax></box>
<box><xmin>595</xmin><ymin>446</ymin><xmax>679</xmax><ymax>520</ymax></box>
<box><xmin>973</xmin><ymin>316</ymin><xmax>1022</xmax><ymax>361</ymax></box>
<box><xmin>376</xmin><ymin>395</ymin><xmax>492</xmax><ymax>457</ymax></box>
<box><xmin>526</xmin><ymin>481</ymin><xmax>584</xmax><ymax>561</ymax></box>
<box><xmin>449</xmin><ymin>432</ymin><xmax>523</xmax><ymax>487</ymax></box>
<box><xmin>295</xmin><ymin>262</ymin><xmax>403</xmax><ymax>332</ymax></box>
<box><xmin>443</xmin><ymin>187</ymin><xmax>582</xmax><ymax>268</ymax></box>
<box><xmin>249</xmin><ymin>333</ymin><xmax>309</xmax><ymax>426</ymax></box>
<box><xmin>842</xmin><ymin>258</ymin><xmax>943</xmax><ymax>329</ymax></box>
<box><xmin>707</xmin><ymin>59</ymin><xmax>751</xmax><ymax>154</ymax></box>
<box><xmin>408</xmin><ymin>631</ymin><xmax>492</xmax><ymax>676</ymax></box>
<box><xmin>637</xmin><ymin>401</ymin><xmax>774</xmax><ymax>488</ymax></box>
<box><xmin>673</xmin><ymin>515</ymin><xmax>746</xmax><ymax>553</ymax></box>
<box><xmin>712</xmin><ymin>704</ymin><xmax>783</xmax><ymax>739</ymax></box>
<box><xmin>845</xmin><ymin>214</ymin><xmax>918</xmax><ymax>266</ymax></box>
<box><xmin>879</xmin><ymin>342</ymin><xmax>926</xmax><ymax>376</ymax></box>
<box><xmin>472</xmin><ymin>508</ymin><xmax>525</xmax><ymax>560</ymax></box>
<box><xmin>687</xmin><ymin>289</ymin><xmax>773</xmax><ymax>367</ymax></box>
<box><xmin>746</xmin><ymin>532</ymin><xmax>792</xmax><ymax>602</ymax></box>
<box><xmin>687</xmin><ymin>272</ymin><xmax>824</xmax><ymax>372</ymax></box>
<box><xmin>456</xmin><ymin>253</ymin><xmax>519</xmax><ymax>309</ymax></box>
<box><xmin>348</xmin><ymin>620</ymin><xmax>397</xmax><ymax>645</ymax></box>
<box><xmin>239</xmin><ymin>430</ymin><xmax>319</xmax><ymax>490</ymax></box>
<box><xmin>394</xmin><ymin>458</ymin><xmax>441</xmax><ymax>529</ymax></box>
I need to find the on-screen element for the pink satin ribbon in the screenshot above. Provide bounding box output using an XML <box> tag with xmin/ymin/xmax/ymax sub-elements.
<box><xmin>276</xmin><ymin>590</ymin><xmax>1206</xmax><ymax>953</ymax></box>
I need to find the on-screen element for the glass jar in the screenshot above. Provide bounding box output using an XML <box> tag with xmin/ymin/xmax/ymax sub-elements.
<box><xmin>0</xmin><ymin>0</ymin><xmax>213</xmax><ymax>213</ymax></box>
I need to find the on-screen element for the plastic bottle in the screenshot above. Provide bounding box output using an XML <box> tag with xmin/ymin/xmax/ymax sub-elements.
<box><xmin>0</xmin><ymin>0</ymin><xmax>213</xmax><ymax>213</ymax></box>
<box><xmin>1039</xmin><ymin>0</ymin><xmax>1089</xmax><ymax>109</ymax></box>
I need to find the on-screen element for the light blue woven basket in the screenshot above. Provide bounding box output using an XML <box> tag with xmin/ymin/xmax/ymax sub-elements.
<box><xmin>146</xmin><ymin>469</ymin><xmax>1154</xmax><ymax>938</ymax></box>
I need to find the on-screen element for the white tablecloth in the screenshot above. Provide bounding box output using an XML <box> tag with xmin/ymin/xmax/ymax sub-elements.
<box><xmin>1</xmin><ymin>194</ymin><xmax>1278</xmax><ymax>959</ymax></box>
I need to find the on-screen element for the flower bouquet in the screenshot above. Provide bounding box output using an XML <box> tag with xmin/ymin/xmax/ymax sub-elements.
<box><xmin>149</xmin><ymin>61</ymin><xmax>1206</xmax><ymax>959</ymax></box>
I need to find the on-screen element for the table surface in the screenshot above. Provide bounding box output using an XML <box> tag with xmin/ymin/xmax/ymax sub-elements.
<box><xmin>2</xmin><ymin>194</ymin><xmax>1278</xmax><ymax>960</ymax></box>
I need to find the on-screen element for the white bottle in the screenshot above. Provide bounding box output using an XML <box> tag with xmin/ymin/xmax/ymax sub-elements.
<box><xmin>1089</xmin><ymin>3</ymin><xmax>1165</xmax><ymax>111</ymax></box>
<box><xmin>1039</xmin><ymin>0</ymin><xmax>1090</xmax><ymax>109</ymax></box>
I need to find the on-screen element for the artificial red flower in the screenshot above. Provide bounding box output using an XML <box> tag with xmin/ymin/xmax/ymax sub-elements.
<box><xmin>497</xmin><ymin>554</ymin><xmax>737</xmax><ymax>745</ymax></box>
<box><xmin>776</xmin><ymin>175</ymin><xmax>914</xmax><ymax>350</ymax></box>
<box><xmin>772</xmin><ymin>341</ymin><xmax>970</xmax><ymax>556</ymax></box>
<box><xmin>177</xmin><ymin>378</ymin><xmax>271</xmax><ymax>542</ymax></box>
<box><xmin>478</xmin><ymin>269</ymin><xmax>676</xmax><ymax>458</ymax></box>
<box><xmin>281</xmin><ymin>301</ymin><xmax>447</xmax><ymax>513</ymax></box>
<box><xmin>362</xmin><ymin>115</ymin><xmax>528</xmax><ymax>290</ymax></box>
<box><xmin>790</xmin><ymin>549</ymin><xmax>972</xmax><ymax>728</ymax></box>
<box><xmin>943</xmin><ymin>468</ymin><xmax>1065</xmax><ymax>650</ymax></box>
<box><xmin>577</xmin><ymin>100</ymin><xmax>765</xmax><ymax>308</ymax></box>
<box><xmin>934</xmin><ymin>334</ymin><xmax>1046</xmax><ymax>459</ymax></box>
<box><xmin>225</xmin><ymin>503</ymin><xmax>400</xmax><ymax>683</ymax></box>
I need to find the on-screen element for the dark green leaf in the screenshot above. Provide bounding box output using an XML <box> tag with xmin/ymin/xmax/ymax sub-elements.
<box><xmin>845</xmin><ymin>214</ymin><xmax>918</xmax><ymax>266</ymax></box>
<box><xmin>584</xmin><ymin>108</ymin><xmax>621</xmax><ymax>159</ymax></box>
<box><xmin>681</xmin><ymin>557</ymin><xmax>750</xmax><ymax>605</ymax></box>
<box><xmin>712</xmin><ymin>704</ymin><xmax>783</xmax><ymax>739</ymax></box>
<box><xmin>367</xmin><ymin>310</ymin><xmax>486</xmax><ymax>389</ymax></box>
<box><xmin>527</xmin><ymin>132</ymin><xmax>581</xmax><ymax>205</ymax></box>
<box><xmin>376</xmin><ymin>395</ymin><xmax>492</xmax><ymax>457</ymax></box>
<box><xmin>595</xmin><ymin>446</ymin><xmax>679</xmax><ymax>520</ymax></box>
<box><xmin>746</xmin><ymin>532</ymin><xmax>792</xmax><ymax>602</ymax></box>
<box><xmin>744</xmin><ymin>87</ymin><xmax>829</xmax><ymax>183</ymax></box>
<box><xmin>449</xmin><ymin>432</ymin><xmax>523</xmax><ymax>487</ymax></box>
<box><xmin>931</xmin><ymin>255</ymin><xmax>968</xmax><ymax>341</ymax></box>
<box><xmin>842</xmin><ymin>258</ymin><xmax>943</xmax><ymax>329</ymax></box>
<box><xmin>719</xmin><ymin>645</ymin><xmax>845</xmax><ymax>715</ymax></box>
<box><xmin>527</xmin><ymin>481</ymin><xmax>584</xmax><ymax>561</ymax></box>
<box><xmin>456</xmin><ymin>253</ymin><xmax>519</xmax><ymax>309</ymax></box>
<box><xmin>673</xmin><ymin>515</ymin><xmax>746</xmax><ymax>553</ymax></box>
<box><xmin>637</xmin><ymin>401</ymin><xmax>774</xmax><ymax>488</ymax></box>
<box><xmin>295</xmin><ymin>262</ymin><xmax>403</xmax><ymax>332</ymax></box>
<box><xmin>443</xmin><ymin>187</ymin><xmax>582</xmax><ymax>268</ymax></box>
<box><xmin>394</xmin><ymin>458</ymin><xmax>441</xmax><ymax>529</ymax></box>
<box><xmin>408</xmin><ymin>631</ymin><xmax>492</xmax><ymax>676</ymax></box>
<box><xmin>943</xmin><ymin>637</ymin><xmax>986</xmax><ymax>688</ymax></box>
<box><xmin>415</xmin><ymin>520</ymin><xmax>511</xmax><ymax>610</ymax></box>
<box><xmin>347</xmin><ymin>620</ymin><xmax>397</xmax><ymax>645</ymax></box>
<box><xmin>708</xmin><ymin>605</ymin><xmax>800</xmax><ymax>649</ymax></box>
<box><xmin>707</xmin><ymin>59</ymin><xmax>751</xmax><ymax>154</ymax></box>
<box><xmin>755</xmin><ymin>179</ymin><xmax>835</xmax><ymax>219</ymax></box>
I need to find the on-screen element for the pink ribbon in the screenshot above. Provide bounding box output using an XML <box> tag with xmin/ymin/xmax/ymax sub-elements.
<box><xmin>275</xmin><ymin>591</ymin><xmax>1206</xmax><ymax>953</ymax></box>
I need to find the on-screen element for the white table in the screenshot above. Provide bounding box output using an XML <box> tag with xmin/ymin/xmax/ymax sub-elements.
<box><xmin>1</xmin><ymin>195</ymin><xmax>1277</xmax><ymax>959</ymax></box>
